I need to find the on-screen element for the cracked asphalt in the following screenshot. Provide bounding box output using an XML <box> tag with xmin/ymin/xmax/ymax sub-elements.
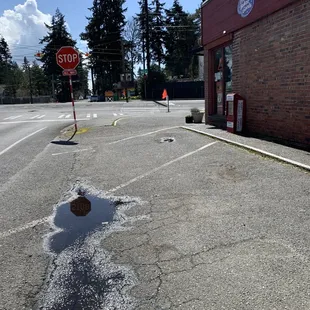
<box><xmin>0</xmin><ymin>110</ymin><xmax>309</xmax><ymax>309</ymax></box>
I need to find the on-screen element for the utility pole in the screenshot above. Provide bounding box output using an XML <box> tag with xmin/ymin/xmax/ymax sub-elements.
<box><xmin>28</xmin><ymin>64</ymin><xmax>33</xmax><ymax>104</ymax></box>
<box><xmin>142</xmin><ymin>36</ymin><xmax>147</xmax><ymax>100</ymax></box>
<box><xmin>24</xmin><ymin>57</ymin><xmax>33</xmax><ymax>104</ymax></box>
<box><xmin>144</xmin><ymin>0</ymin><xmax>151</xmax><ymax>99</ymax></box>
<box><xmin>52</xmin><ymin>74</ymin><xmax>56</xmax><ymax>102</ymax></box>
<box><xmin>121</xmin><ymin>40</ymin><xmax>129</xmax><ymax>103</ymax></box>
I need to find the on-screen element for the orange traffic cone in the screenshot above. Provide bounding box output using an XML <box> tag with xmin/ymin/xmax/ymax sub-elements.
<box><xmin>162</xmin><ymin>89</ymin><xmax>168</xmax><ymax>99</ymax></box>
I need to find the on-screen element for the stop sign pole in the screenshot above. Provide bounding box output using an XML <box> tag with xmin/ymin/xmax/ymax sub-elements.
<box><xmin>56</xmin><ymin>46</ymin><xmax>80</xmax><ymax>140</ymax></box>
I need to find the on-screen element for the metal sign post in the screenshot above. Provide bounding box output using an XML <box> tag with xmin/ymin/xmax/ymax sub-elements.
<box><xmin>68</xmin><ymin>75</ymin><xmax>78</xmax><ymax>138</ymax></box>
<box><xmin>56</xmin><ymin>46</ymin><xmax>80</xmax><ymax>141</ymax></box>
<box><xmin>167</xmin><ymin>95</ymin><xmax>170</xmax><ymax>113</ymax></box>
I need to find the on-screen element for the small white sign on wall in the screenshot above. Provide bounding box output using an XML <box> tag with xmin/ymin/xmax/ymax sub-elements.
<box><xmin>227</xmin><ymin>121</ymin><xmax>234</xmax><ymax>129</ymax></box>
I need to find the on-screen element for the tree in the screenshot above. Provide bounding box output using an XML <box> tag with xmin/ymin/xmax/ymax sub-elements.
<box><xmin>22</xmin><ymin>57</ymin><xmax>33</xmax><ymax>103</ymax></box>
<box><xmin>81</xmin><ymin>0</ymin><xmax>126</xmax><ymax>95</ymax></box>
<box><xmin>188</xmin><ymin>8</ymin><xmax>202</xmax><ymax>79</ymax></box>
<box><xmin>123</xmin><ymin>18</ymin><xmax>141</xmax><ymax>80</ymax></box>
<box><xmin>39</xmin><ymin>9</ymin><xmax>77</xmax><ymax>101</ymax></box>
<box><xmin>150</xmin><ymin>0</ymin><xmax>166</xmax><ymax>68</ymax></box>
<box><xmin>136</xmin><ymin>0</ymin><xmax>153</xmax><ymax>70</ymax></box>
<box><xmin>31</xmin><ymin>61</ymin><xmax>50</xmax><ymax>96</ymax></box>
<box><xmin>0</xmin><ymin>36</ymin><xmax>12</xmax><ymax>85</ymax></box>
<box><xmin>164</xmin><ymin>0</ymin><xmax>198</xmax><ymax>78</ymax></box>
<box><xmin>4</xmin><ymin>62</ymin><xmax>23</xmax><ymax>97</ymax></box>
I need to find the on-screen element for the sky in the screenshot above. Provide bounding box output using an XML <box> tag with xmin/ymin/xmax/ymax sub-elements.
<box><xmin>0</xmin><ymin>0</ymin><xmax>202</xmax><ymax>63</ymax></box>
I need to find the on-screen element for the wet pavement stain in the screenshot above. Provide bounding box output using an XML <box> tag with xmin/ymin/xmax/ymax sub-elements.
<box><xmin>50</xmin><ymin>192</ymin><xmax>116</xmax><ymax>254</ymax></box>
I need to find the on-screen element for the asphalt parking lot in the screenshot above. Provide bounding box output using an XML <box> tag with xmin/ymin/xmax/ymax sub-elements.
<box><xmin>0</xmin><ymin>114</ymin><xmax>309</xmax><ymax>309</ymax></box>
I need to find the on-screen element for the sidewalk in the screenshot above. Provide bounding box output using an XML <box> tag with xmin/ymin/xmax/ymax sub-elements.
<box><xmin>182</xmin><ymin>124</ymin><xmax>310</xmax><ymax>172</ymax></box>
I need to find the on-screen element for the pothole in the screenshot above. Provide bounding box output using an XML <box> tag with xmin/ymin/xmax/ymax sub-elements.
<box><xmin>39</xmin><ymin>186</ymin><xmax>138</xmax><ymax>310</ymax></box>
<box><xmin>160</xmin><ymin>137</ymin><xmax>175</xmax><ymax>143</ymax></box>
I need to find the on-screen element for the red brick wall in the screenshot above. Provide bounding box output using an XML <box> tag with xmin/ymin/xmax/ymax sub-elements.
<box><xmin>232</xmin><ymin>0</ymin><xmax>310</xmax><ymax>146</ymax></box>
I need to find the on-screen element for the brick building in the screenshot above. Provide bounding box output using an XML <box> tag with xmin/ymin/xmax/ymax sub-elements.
<box><xmin>202</xmin><ymin>0</ymin><xmax>310</xmax><ymax>148</ymax></box>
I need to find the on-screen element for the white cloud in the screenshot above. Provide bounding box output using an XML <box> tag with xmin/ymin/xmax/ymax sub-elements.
<box><xmin>0</xmin><ymin>0</ymin><xmax>51</xmax><ymax>62</ymax></box>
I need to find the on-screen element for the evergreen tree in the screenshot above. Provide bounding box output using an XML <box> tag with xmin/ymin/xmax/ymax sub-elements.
<box><xmin>31</xmin><ymin>61</ymin><xmax>50</xmax><ymax>96</ymax></box>
<box><xmin>21</xmin><ymin>57</ymin><xmax>33</xmax><ymax>101</ymax></box>
<box><xmin>136</xmin><ymin>0</ymin><xmax>153</xmax><ymax>69</ymax></box>
<box><xmin>5</xmin><ymin>62</ymin><xmax>23</xmax><ymax>97</ymax></box>
<box><xmin>165</xmin><ymin>0</ymin><xmax>198</xmax><ymax>78</ymax></box>
<box><xmin>188</xmin><ymin>8</ymin><xmax>202</xmax><ymax>79</ymax></box>
<box><xmin>150</xmin><ymin>0</ymin><xmax>166</xmax><ymax>68</ymax></box>
<box><xmin>0</xmin><ymin>36</ymin><xmax>12</xmax><ymax>85</ymax></box>
<box><xmin>39</xmin><ymin>9</ymin><xmax>77</xmax><ymax>101</ymax></box>
<box><xmin>81</xmin><ymin>0</ymin><xmax>126</xmax><ymax>95</ymax></box>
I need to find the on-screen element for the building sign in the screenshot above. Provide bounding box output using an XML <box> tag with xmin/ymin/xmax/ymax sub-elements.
<box><xmin>237</xmin><ymin>0</ymin><xmax>255</xmax><ymax>18</ymax></box>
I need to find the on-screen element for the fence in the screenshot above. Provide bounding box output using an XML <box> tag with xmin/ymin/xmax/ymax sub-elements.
<box><xmin>148</xmin><ymin>81</ymin><xmax>205</xmax><ymax>100</ymax></box>
<box><xmin>0</xmin><ymin>96</ymin><xmax>52</xmax><ymax>104</ymax></box>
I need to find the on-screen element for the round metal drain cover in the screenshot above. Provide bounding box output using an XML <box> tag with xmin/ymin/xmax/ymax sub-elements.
<box><xmin>160</xmin><ymin>137</ymin><xmax>175</xmax><ymax>143</ymax></box>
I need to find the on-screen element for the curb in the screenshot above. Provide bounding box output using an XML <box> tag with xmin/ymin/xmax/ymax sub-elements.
<box><xmin>181</xmin><ymin>126</ymin><xmax>310</xmax><ymax>172</ymax></box>
<box><xmin>112</xmin><ymin>117</ymin><xmax>127</xmax><ymax>127</ymax></box>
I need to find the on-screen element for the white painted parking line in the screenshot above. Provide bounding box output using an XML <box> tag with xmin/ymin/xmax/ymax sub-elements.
<box><xmin>0</xmin><ymin>127</ymin><xmax>47</xmax><ymax>157</ymax></box>
<box><xmin>93</xmin><ymin>114</ymin><xmax>97</xmax><ymax>118</ymax></box>
<box><xmin>0</xmin><ymin>119</ymin><xmax>88</xmax><ymax>124</ymax></box>
<box><xmin>0</xmin><ymin>216</ymin><xmax>50</xmax><ymax>239</ymax></box>
<box><xmin>37</xmin><ymin>115</ymin><xmax>46</xmax><ymax>119</ymax></box>
<box><xmin>6</xmin><ymin>115</ymin><xmax>23</xmax><ymax>120</ymax></box>
<box><xmin>65</xmin><ymin>114</ymin><xmax>71</xmax><ymax>119</ymax></box>
<box><xmin>4</xmin><ymin>116</ymin><xmax>15</xmax><ymax>120</ymax></box>
<box><xmin>58</xmin><ymin>115</ymin><xmax>65</xmax><ymax>119</ymax></box>
<box><xmin>106</xmin><ymin>142</ymin><xmax>218</xmax><ymax>194</ymax></box>
<box><xmin>87</xmin><ymin>114</ymin><xmax>91</xmax><ymax>118</ymax></box>
<box><xmin>109</xmin><ymin>126</ymin><xmax>179</xmax><ymax>145</ymax></box>
<box><xmin>52</xmin><ymin>148</ymin><xmax>92</xmax><ymax>156</ymax></box>
<box><xmin>30</xmin><ymin>115</ymin><xmax>40</xmax><ymax>119</ymax></box>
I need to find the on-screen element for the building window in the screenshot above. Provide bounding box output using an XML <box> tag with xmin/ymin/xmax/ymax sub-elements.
<box><xmin>212</xmin><ymin>44</ymin><xmax>232</xmax><ymax>116</ymax></box>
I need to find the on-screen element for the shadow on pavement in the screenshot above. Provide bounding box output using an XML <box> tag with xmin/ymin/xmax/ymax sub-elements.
<box><xmin>51</xmin><ymin>141</ymin><xmax>79</xmax><ymax>146</ymax></box>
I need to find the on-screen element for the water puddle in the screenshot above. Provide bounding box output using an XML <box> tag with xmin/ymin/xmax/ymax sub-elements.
<box><xmin>50</xmin><ymin>190</ymin><xmax>116</xmax><ymax>254</ymax></box>
<box><xmin>40</xmin><ymin>188</ymin><xmax>137</xmax><ymax>310</ymax></box>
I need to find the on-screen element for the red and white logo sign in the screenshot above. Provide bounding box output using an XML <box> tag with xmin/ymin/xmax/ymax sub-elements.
<box><xmin>56</xmin><ymin>46</ymin><xmax>80</xmax><ymax>70</ymax></box>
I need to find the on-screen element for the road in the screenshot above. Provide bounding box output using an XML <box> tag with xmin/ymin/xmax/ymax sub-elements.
<box><xmin>0</xmin><ymin>99</ymin><xmax>309</xmax><ymax>310</ymax></box>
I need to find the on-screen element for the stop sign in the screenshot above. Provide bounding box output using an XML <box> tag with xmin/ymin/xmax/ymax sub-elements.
<box><xmin>70</xmin><ymin>196</ymin><xmax>91</xmax><ymax>217</ymax></box>
<box><xmin>56</xmin><ymin>46</ymin><xmax>80</xmax><ymax>70</ymax></box>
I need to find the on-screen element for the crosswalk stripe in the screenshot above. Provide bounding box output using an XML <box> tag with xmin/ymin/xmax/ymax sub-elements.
<box><xmin>87</xmin><ymin>114</ymin><xmax>91</xmax><ymax>118</ymax></box>
<box><xmin>93</xmin><ymin>114</ymin><xmax>97</xmax><ymax>118</ymax></box>
<box><xmin>113</xmin><ymin>113</ymin><xmax>118</xmax><ymax>116</ymax></box>
<box><xmin>58</xmin><ymin>115</ymin><xmax>65</xmax><ymax>119</ymax></box>
<box><xmin>10</xmin><ymin>115</ymin><xmax>23</xmax><ymax>120</ymax></box>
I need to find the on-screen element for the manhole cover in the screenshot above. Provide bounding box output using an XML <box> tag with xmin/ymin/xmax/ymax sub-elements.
<box><xmin>160</xmin><ymin>137</ymin><xmax>175</xmax><ymax>143</ymax></box>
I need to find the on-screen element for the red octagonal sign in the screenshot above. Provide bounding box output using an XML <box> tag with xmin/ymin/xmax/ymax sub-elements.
<box><xmin>56</xmin><ymin>46</ymin><xmax>80</xmax><ymax>70</ymax></box>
